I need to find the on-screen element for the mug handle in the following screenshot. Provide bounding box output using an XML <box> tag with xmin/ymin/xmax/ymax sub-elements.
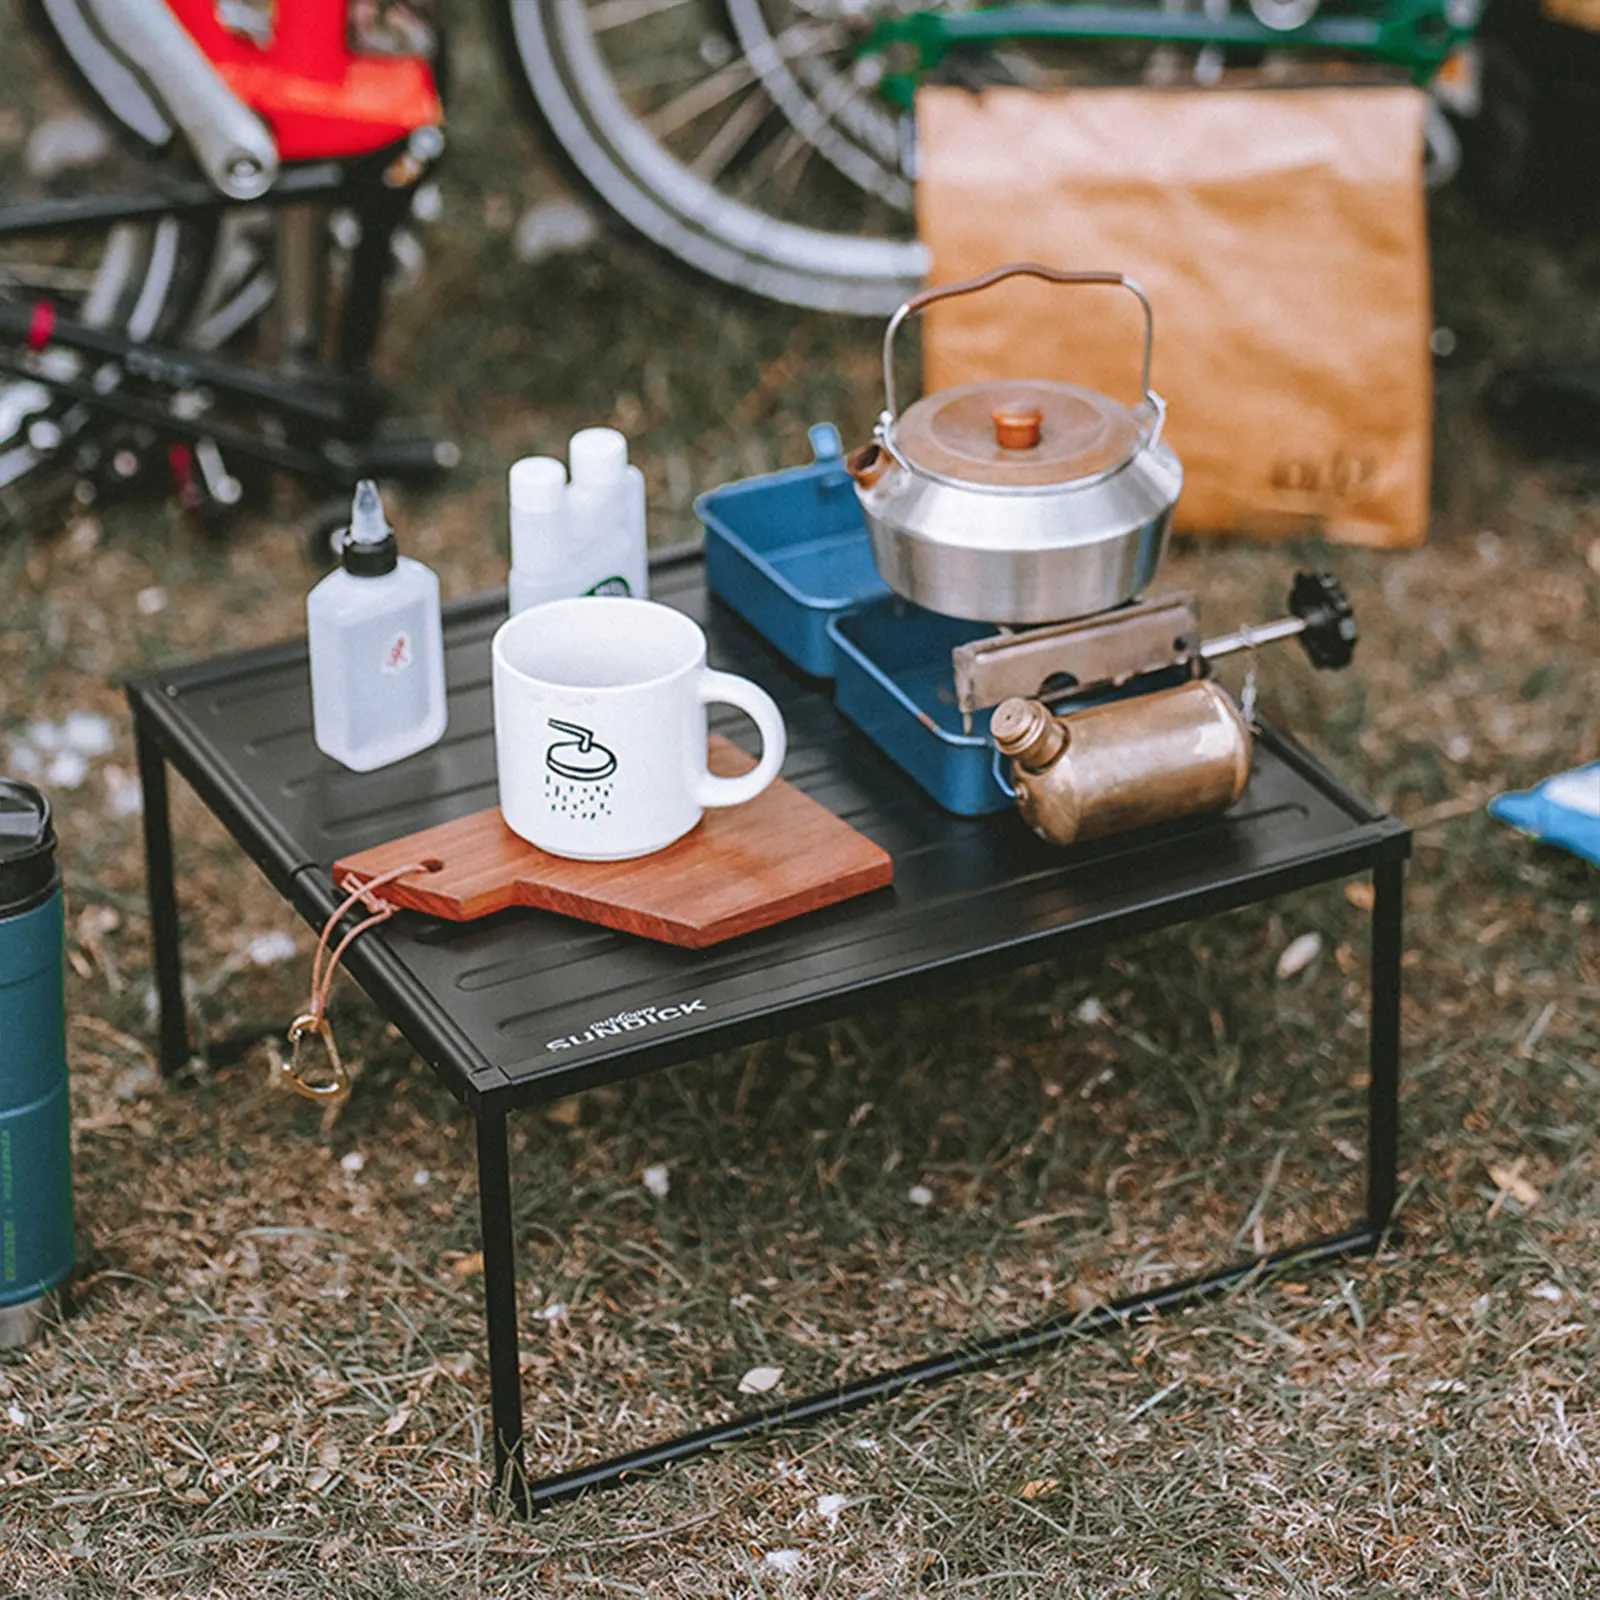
<box><xmin>694</xmin><ymin>669</ymin><xmax>787</xmax><ymax>808</ymax></box>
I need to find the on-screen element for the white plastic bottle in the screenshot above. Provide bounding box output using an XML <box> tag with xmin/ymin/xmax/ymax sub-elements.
<box><xmin>307</xmin><ymin>480</ymin><xmax>448</xmax><ymax>772</ymax></box>
<box><xmin>567</xmin><ymin>427</ymin><xmax>649</xmax><ymax>600</ymax></box>
<box><xmin>508</xmin><ymin>455</ymin><xmax>575</xmax><ymax>615</ymax></box>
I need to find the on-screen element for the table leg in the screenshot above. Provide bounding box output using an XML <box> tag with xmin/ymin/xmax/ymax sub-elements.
<box><xmin>1365</xmin><ymin>857</ymin><xmax>1405</xmax><ymax>1235</ymax></box>
<box><xmin>134</xmin><ymin>710</ymin><xmax>191</xmax><ymax>1076</ymax></box>
<box><xmin>516</xmin><ymin>862</ymin><xmax>1413</xmax><ymax>1509</ymax></box>
<box><xmin>475</xmin><ymin>1109</ymin><xmax>529</xmax><ymax>1512</ymax></box>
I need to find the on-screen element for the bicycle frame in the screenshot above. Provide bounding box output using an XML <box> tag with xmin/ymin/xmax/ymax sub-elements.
<box><xmin>163</xmin><ymin>0</ymin><xmax>441</xmax><ymax>161</ymax></box>
<box><xmin>0</xmin><ymin>3</ymin><xmax>451</xmax><ymax>508</ymax></box>
<box><xmin>862</xmin><ymin>0</ymin><xmax>1477</xmax><ymax>108</ymax></box>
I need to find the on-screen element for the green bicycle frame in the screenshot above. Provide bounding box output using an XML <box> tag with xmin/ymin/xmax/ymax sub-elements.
<box><xmin>862</xmin><ymin>0</ymin><xmax>1477</xmax><ymax>109</ymax></box>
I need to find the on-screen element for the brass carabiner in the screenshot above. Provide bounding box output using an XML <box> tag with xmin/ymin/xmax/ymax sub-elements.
<box><xmin>280</xmin><ymin>1011</ymin><xmax>350</xmax><ymax>1104</ymax></box>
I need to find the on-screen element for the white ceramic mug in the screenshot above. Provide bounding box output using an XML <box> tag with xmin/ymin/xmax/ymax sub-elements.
<box><xmin>492</xmin><ymin>597</ymin><xmax>787</xmax><ymax>860</ymax></box>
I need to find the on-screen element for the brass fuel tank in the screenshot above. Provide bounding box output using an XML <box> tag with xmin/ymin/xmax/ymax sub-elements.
<box><xmin>990</xmin><ymin>679</ymin><xmax>1252</xmax><ymax>847</ymax></box>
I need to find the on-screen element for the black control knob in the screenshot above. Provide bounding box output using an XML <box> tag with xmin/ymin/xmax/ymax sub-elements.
<box><xmin>1289</xmin><ymin>571</ymin><xmax>1357</xmax><ymax>670</ymax></box>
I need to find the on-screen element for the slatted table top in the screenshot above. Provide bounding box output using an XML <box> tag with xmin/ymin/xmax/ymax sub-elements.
<box><xmin>128</xmin><ymin>549</ymin><xmax>1409</xmax><ymax>1112</ymax></box>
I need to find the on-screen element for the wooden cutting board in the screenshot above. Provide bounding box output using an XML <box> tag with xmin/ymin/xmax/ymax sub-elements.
<box><xmin>332</xmin><ymin>737</ymin><xmax>893</xmax><ymax>948</ymax></box>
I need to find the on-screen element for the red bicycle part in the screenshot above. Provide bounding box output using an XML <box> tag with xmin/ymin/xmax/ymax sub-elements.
<box><xmin>26</xmin><ymin>300</ymin><xmax>56</xmax><ymax>353</ymax></box>
<box><xmin>165</xmin><ymin>0</ymin><xmax>442</xmax><ymax>161</ymax></box>
<box><xmin>166</xmin><ymin>441</ymin><xmax>201</xmax><ymax>511</ymax></box>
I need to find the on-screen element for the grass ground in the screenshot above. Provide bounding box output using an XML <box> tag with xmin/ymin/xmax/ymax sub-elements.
<box><xmin>2</xmin><ymin>14</ymin><xmax>1598</xmax><ymax>1597</ymax></box>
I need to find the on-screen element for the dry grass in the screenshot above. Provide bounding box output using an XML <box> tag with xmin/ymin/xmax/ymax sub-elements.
<box><xmin>2</xmin><ymin>13</ymin><xmax>1599</xmax><ymax>1596</ymax></box>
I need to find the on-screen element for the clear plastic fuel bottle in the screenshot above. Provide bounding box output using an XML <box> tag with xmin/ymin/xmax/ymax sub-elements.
<box><xmin>307</xmin><ymin>481</ymin><xmax>447</xmax><ymax>772</ymax></box>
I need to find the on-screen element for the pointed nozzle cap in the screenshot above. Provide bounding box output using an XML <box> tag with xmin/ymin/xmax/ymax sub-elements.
<box><xmin>348</xmin><ymin>478</ymin><xmax>391</xmax><ymax>544</ymax></box>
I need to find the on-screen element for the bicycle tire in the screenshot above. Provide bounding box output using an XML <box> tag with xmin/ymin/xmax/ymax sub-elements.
<box><xmin>493</xmin><ymin>0</ymin><xmax>927</xmax><ymax>316</ymax></box>
<box><xmin>1</xmin><ymin>6</ymin><xmax>231</xmax><ymax>528</ymax></box>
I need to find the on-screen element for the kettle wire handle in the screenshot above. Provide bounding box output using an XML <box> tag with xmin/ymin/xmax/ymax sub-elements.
<box><xmin>880</xmin><ymin>262</ymin><xmax>1156</xmax><ymax>424</ymax></box>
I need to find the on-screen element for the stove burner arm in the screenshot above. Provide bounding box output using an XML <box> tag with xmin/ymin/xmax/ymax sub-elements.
<box><xmin>959</xmin><ymin>572</ymin><xmax>1357</xmax><ymax>727</ymax></box>
<box><xmin>1198</xmin><ymin>613</ymin><xmax>1306</xmax><ymax>662</ymax></box>
<box><xmin>1200</xmin><ymin>571</ymin><xmax>1358</xmax><ymax>673</ymax></box>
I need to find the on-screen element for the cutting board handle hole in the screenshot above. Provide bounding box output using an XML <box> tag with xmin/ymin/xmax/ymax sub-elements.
<box><xmin>418</xmin><ymin>858</ymin><xmax>444</xmax><ymax>874</ymax></box>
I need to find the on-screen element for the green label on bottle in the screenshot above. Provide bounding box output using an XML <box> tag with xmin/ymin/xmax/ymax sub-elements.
<box><xmin>585</xmin><ymin>576</ymin><xmax>631</xmax><ymax>597</ymax></box>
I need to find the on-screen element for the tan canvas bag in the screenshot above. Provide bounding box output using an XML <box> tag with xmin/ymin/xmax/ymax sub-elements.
<box><xmin>916</xmin><ymin>86</ymin><xmax>1433</xmax><ymax>547</ymax></box>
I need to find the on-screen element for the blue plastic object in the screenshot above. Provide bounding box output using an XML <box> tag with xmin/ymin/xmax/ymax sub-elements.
<box><xmin>830</xmin><ymin>598</ymin><xmax>1014</xmax><ymax>815</ymax></box>
<box><xmin>1489</xmin><ymin>763</ymin><xmax>1600</xmax><ymax>867</ymax></box>
<box><xmin>699</xmin><ymin>422</ymin><xmax>891</xmax><ymax>677</ymax></box>
<box><xmin>829</xmin><ymin>599</ymin><xmax>1197</xmax><ymax>817</ymax></box>
<box><xmin>0</xmin><ymin>780</ymin><xmax>72</xmax><ymax>1327</ymax></box>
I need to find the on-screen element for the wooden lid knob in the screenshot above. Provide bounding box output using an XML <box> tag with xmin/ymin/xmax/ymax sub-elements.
<box><xmin>992</xmin><ymin>404</ymin><xmax>1043</xmax><ymax>451</ymax></box>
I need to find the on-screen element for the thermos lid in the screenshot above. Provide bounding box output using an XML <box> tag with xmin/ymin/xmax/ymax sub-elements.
<box><xmin>0</xmin><ymin>779</ymin><xmax>58</xmax><ymax>916</ymax></box>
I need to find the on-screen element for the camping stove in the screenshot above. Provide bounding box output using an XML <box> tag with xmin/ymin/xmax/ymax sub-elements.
<box><xmin>953</xmin><ymin>570</ymin><xmax>1356</xmax><ymax>730</ymax></box>
<box><xmin>824</xmin><ymin>258</ymin><xmax>1359</xmax><ymax>838</ymax></box>
<box><xmin>963</xmin><ymin>571</ymin><xmax>1357</xmax><ymax>845</ymax></box>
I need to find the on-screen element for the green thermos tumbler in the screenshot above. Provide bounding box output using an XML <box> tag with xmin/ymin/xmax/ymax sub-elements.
<box><xmin>0</xmin><ymin>779</ymin><xmax>72</xmax><ymax>1349</ymax></box>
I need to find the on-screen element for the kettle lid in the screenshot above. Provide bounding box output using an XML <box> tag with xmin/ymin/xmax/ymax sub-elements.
<box><xmin>892</xmin><ymin>378</ymin><xmax>1145</xmax><ymax>490</ymax></box>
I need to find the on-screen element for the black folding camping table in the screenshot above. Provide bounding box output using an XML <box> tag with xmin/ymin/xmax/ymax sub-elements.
<box><xmin>126</xmin><ymin>546</ymin><xmax>1410</xmax><ymax>1513</ymax></box>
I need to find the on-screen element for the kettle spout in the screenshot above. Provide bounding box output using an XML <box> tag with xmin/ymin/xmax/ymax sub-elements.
<box><xmin>846</xmin><ymin>442</ymin><xmax>892</xmax><ymax>490</ymax></box>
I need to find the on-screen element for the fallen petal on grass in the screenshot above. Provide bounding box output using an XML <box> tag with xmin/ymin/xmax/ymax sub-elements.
<box><xmin>1275</xmin><ymin>932</ymin><xmax>1323</xmax><ymax>981</ymax></box>
<box><xmin>1487</xmin><ymin>1161</ymin><xmax>1540</xmax><ymax>1211</ymax></box>
<box><xmin>247</xmin><ymin>931</ymin><xmax>298</xmax><ymax>966</ymax></box>
<box><xmin>814</xmin><ymin>1492</ymin><xmax>848</xmax><ymax>1525</ymax></box>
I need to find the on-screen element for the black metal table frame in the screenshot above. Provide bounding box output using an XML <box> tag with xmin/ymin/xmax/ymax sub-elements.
<box><xmin>128</xmin><ymin>637</ymin><xmax>1406</xmax><ymax>1517</ymax></box>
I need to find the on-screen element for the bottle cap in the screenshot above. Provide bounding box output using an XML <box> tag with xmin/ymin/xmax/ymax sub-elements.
<box><xmin>347</xmin><ymin>479</ymin><xmax>391</xmax><ymax>545</ymax></box>
<box><xmin>0</xmin><ymin>779</ymin><xmax>58</xmax><ymax>917</ymax></box>
<box><xmin>340</xmin><ymin>478</ymin><xmax>399</xmax><ymax>576</ymax></box>
<box><xmin>509</xmin><ymin>456</ymin><xmax>566</xmax><ymax>513</ymax></box>
<box><xmin>569</xmin><ymin>427</ymin><xmax>628</xmax><ymax>488</ymax></box>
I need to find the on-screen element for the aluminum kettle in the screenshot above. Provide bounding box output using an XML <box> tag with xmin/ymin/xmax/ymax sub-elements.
<box><xmin>847</xmin><ymin>263</ymin><xmax>1182</xmax><ymax>625</ymax></box>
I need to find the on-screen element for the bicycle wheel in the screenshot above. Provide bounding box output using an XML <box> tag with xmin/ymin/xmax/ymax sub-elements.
<box><xmin>495</xmin><ymin>0</ymin><xmax>1286</xmax><ymax>315</ymax></box>
<box><xmin>0</xmin><ymin>10</ymin><xmax>229</xmax><ymax>526</ymax></box>
<box><xmin>496</xmin><ymin>0</ymin><xmax>929</xmax><ymax>315</ymax></box>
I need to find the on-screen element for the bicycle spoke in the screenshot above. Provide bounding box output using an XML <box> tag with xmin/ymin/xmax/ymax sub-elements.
<box><xmin>991</xmin><ymin>47</ymin><xmax>1051</xmax><ymax>85</ymax></box>
<box><xmin>773</xmin><ymin>127</ymin><xmax>818</xmax><ymax>202</ymax></box>
<box><xmin>528</xmin><ymin>0</ymin><xmax>928</xmax><ymax>308</ymax></box>
<box><xmin>690</xmin><ymin>87</ymin><xmax>778</xmax><ymax>180</ymax></box>
<box><xmin>0</xmin><ymin>263</ymin><xmax>101</xmax><ymax>297</ymax></box>
<box><xmin>736</xmin><ymin>123</ymin><xmax>811</xmax><ymax>200</ymax></box>
<box><xmin>789</xmin><ymin>53</ymin><xmax>874</xmax><ymax>142</ymax></box>
<box><xmin>644</xmin><ymin>22</ymin><xmax>829</xmax><ymax>137</ymax></box>
<box><xmin>645</xmin><ymin>57</ymin><xmax>759</xmax><ymax>138</ymax></box>
<box><xmin>742</xmin><ymin>19</ymin><xmax>840</xmax><ymax>74</ymax></box>
<box><xmin>586</xmin><ymin>0</ymin><xmax>694</xmax><ymax>31</ymax></box>
<box><xmin>615</xmin><ymin>55</ymin><xmax>730</xmax><ymax>96</ymax></box>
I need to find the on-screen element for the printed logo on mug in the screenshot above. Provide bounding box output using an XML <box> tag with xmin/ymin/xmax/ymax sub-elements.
<box><xmin>542</xmin><ymin>720</ymin><xmax>618</xmax><ymax>822</ymax></box>
<box><xmin>492</xmin><ymin>597</ymin><xmax>787</xmax><ymax>860</ymax></box>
